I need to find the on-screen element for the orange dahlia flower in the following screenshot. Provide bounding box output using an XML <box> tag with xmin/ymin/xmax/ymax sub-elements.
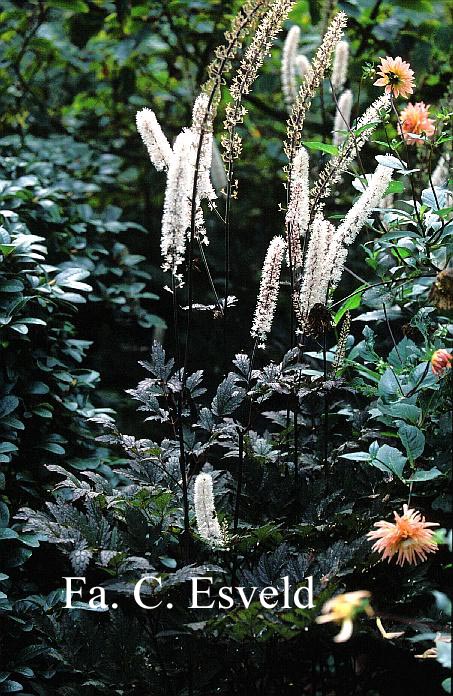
<box><xmin>374</xmin><ymin>56</ymin><xmax>415</xmax><ymax>99</ymax></box>
<box><xmin>368</xmin><ymin>505</ymin><xmax>438</xmax><ymax>566</ymax></box>
<box><xmin>400</xmin><ymin>102</ymin><xmax>435</xmax><ymax>144</ymax></box>
<box><xmin>316</xmin><ymin>590</ymin><xmax>374</xmax><ymax>643</ymax></box>
<box><xmin>431</xmin><ymin>349</ymin><xmax>453</xmax><ymax>375</ymax></box>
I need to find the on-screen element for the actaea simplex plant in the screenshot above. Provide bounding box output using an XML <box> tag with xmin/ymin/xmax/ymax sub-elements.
<box><xmin>134</xmin><ymin>2</ymin><xmax>397</xmax><ymax>554</ymax></box>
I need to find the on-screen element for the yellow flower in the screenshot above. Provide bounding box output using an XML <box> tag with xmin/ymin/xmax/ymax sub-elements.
<box><xmin>316</xmin><ymin>590</ymin><xmax>373</xmax><ymax>643</ymax></box>
<box><xmin>374</xmin><ymin>56</ymin><xmax>415</xmax><ymax>99</ymax></box>
<box><xmin>367</xmin><ymin>505</ymin><xmax>438</xmax><ymax>566</ymax></box>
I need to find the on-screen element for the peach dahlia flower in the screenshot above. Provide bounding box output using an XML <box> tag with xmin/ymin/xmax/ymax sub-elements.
<box><xmin>431</xmin><ymin>349</ymin><xmax>453</xmax><ymax>376</ymax></box>
<box><xmin>400</xmin><ymin>102</ymin><xmax>435</xmax><ymax>144</ymax></box>
<box><xmin>368</xmin><ymin>505</ymin><xmax>438</xmax><ymax>566</ymax></box>
<box><xmin>374</xmin><ymin>56</ymin><xmax>415</xmax><ymax>99</ymax></box>
<box><xmin>316</xmin><ymin>590</ymin><xmax>374</xmax><ymax>643</ymax></box>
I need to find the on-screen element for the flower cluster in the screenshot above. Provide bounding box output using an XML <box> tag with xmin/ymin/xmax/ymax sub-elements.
<box><xmin>251</xmin><ymin>236</ymin><xmax>286</xmax><ymax>346</ymax></box>
<box><xmin>281</xmin><ymin>25</ymin><xmax>301</xmax><ymax>110</ymax></box>
<box><xmin>368</xmin><ymin>505</ymin><xmax>438</xmax><ymax>566</ymax></box>
<box><xmin>310</xmin><ymin>94</ymin><xmax>391</xmax><ymax>210</ymax></box>
<box><xmin>136</xmin><ymin>108</ymin><xmax>172</xmax><ymax>172</ymax></box>
<box><xmin>137</xmin><ymin>93</ymin><xmax>217</xmax><ymax>281</ymax></box>
<box><xmin>194</xmin><ymin>470</ymin><xmax>224</xmax><ymax>547</ymax></box>
<box><xmin>286</xmin><ymin>145</ymin><xmax>310</xmax><ymax>260</ymax></box>
<box><xmin>331</xmin><ymin>40</ymin><xmax>349</xmax><ymax>92</ymax></box>
<box><xmin>332</xmin><ymin>88</ymin><xmax>353</xmax><ymax>146</ymax></box>
<box><xmin>298</xmin><ymin>162</ymin><xmax>393</xmax><ymax>323</ymax></box>
<box><xmin>285</xmin><ymin>11</ymin><xmax>347</xmax><ymax>161</ymax></box>
<box><xmin>224</xmin><ymin>0</ymin><xmax>295</xmax><ymax>162</ymax></box>
<box><xmin>203</xmin><ymin>0</ymin><xmax>275</xmax><ymax>94</ymax></box>
<box><xmin>160</xmin><ymin>130</ymin><xmax>194</xmax><ymax>278</ymax></box>
<box><xmin>431</xmin><ymin>349</ymin><xmax>453</xmax><ymax>375</ymax></box>
<box><xmin>295</xmin><ymin>54</ymin><xmax>311</xmax><ymax>80</ymax></box>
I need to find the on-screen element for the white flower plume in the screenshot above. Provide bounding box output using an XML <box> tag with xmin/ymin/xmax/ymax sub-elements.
<box><xmin>194</xmin><ymin>471</ymin><xmax>223</xmax><ymax>546</ymax></box>
<box><xmin>295</xmin><ymin>54</ymin><xmax>312</xmax><ymax>80</ymax></box>
<box><xmin>333</xmin><ymin>89</ymin><xmax>353</xmax><ymax>147</ymax></box>
<box><xmin>161</xmin><ymin>130</ymin><xmax>193</xmax><ymax>278</ymax></box>
<box><xmin>286</xmin><ymin>146</ymin><xmax>309</xmax><ymax>277</ymax></box>
<box><xmin>310</xmin><ymin>93</ymin><xmax>391</xmax><ymax>210</ymax></box>
<box><xmin>431</xmin><ymin>153</ymin><xmax>450</xmax><ymax>187</ymax></box>
<box><xmin>331</xmin><ymin>40</ymin><xmax>349</xmax><ymax>92</ymax></box>
<box><xmin>136</xmin><ymin>108</ymin><xmax>172</xmax><ymax>172</ymax></box>
<box><xmin>299</xmin><ymin>162</ymin><xmax>393</xmax><ymax>326</ymax></box>
<box><xmin>298</xmin><ymin>213</ymin><xmax>335</xmax><ymax>320</ymax></box>
<box><xmin>251</xmin><ymin>236</ymin><xmax>286</xmax><ymax>347</ymax></box>
<box><xmin>282</xmin><ymin>25</ymin><xmax>301</xmax><ymax>110</ymax></box>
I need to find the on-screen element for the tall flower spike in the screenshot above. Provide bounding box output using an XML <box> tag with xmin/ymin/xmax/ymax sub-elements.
<box><xmin>194</xmin><ymin>471</ymin><xmax>223</xmax><ymax>546</ymax></box>
<box><xmin>136</xmin><ymin>108</ymin><xmax>172</xmax><ymax>172</ymax></box>
<box><xmin>191</xmin><ymin>92</ymin><xmax>214</xmax><ymax>134</ymax></box>
<box><xmin>295</xmin><ymin>54</ymin><xmax>312</xmax><ymax>80</ymax></box>
<box><xmin>203</xmin><ymin>0</ymin><xmax>275</xmax><ymax>94</ymax></box>
<box><xmin>189</xmin><ymin>93</ymin><xmax>217</xmax><ymax>245</ymax></box>
<box><xmin>331</xmin><ymin>40</ymin><xmax>349</xmax><ymax>92</ymax></box>
<box><xmin>327</xmin><ymin>162</ymin><xmax>393</xmax><ymax>289</ymax></box>
<box><xmin>251</xmin><ymin>236</ymin><xmax>286</xmax><ymax>346</ymax></box>
<box><xmin>310</xmin><ymin>94</ymin><xmax>391</xmax><ymax>212</ymax></box>
<box><xmin>286</xmin><ymin>146</ymin><xmax>310</xmax><ymax>270</ymax></box>
<box><xmin>334</xmin><ymin>164</ymin><xmax>392</xmax><ymax>245</ymax></box>
<box><xmin>281</xmin><ymin>25</ymin><xmax>301</xmax><ymax>111</ymax></box>
<box><xmin>298</xmin><ymin>162</ymin><xmax>393</xmax><ymax>329</ymax></box>
<box><xmin>285</xmin><ymin>11</ymin><xmax>347</xmax><ymax>162</ymax></box>
<box><xmin>224</xmin><ymin>0</ymin><xmax>296</xmax><ymax>163</ymax></box>
<box><xmin>211</xmin><ymin>139</ymin><xmax>228</xmax><ymax>193</ymax></box>
<box><xmin>161</xmin><ymin>130</ymin><xmax>194</xmax><ymax>279</ymax></box>
<box><xmin>431</xmin><ymin>153</ymin><xmax>450</xmax><ymax>187</ymax></box>
<box><xmin>332</xmin><ymin>89</ymin><xmax>353</xmax><ymax>147</ymax></box>
<box><xmin>298</xmin><ymin>213</ymin><xmax>335</xmax><ymax>322</ymax></box>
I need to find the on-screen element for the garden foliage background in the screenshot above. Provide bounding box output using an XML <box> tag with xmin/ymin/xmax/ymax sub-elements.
<box><xmin>0</xmin><ymin>0</ymin><xmax>452</xmax><ymax>694</ymax></box>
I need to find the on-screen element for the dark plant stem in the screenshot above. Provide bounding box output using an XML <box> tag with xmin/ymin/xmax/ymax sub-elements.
<box><xmin>223</xmin><ymin>162</ymin><xmax>233</xmax><ymax>372</ymax></box>
<box><xmin>183</xmin><ymin>2</ymin><xmax>268</xmax><ymax>385</ymax></box>
<box><xmin>233</xmin><ymin>428</ymin><xmax>244</xmax><ymax>533</ymax></box>
<box><xmin>177</xmin><ymin>394</ymin><xmax>190</xmax><ymax>558</ymax></box>
<box><xmin>293</xmin><ymin>404</ymin><xmax>299</xmax><ymax>489</ymax></box>
<box><xmin>171</xmin><ymin>275</ymin><xmax>181</xmax><ymax>368</ymax></box>
<box><xmin>389</xmin><ymin>97</ymin><xmax>424</xmax><ymax>233</ymax></box>
<box><xmin>322</xmin><ymin>329</ymin><xmax>329</xmax><ymax>477</ymax></box>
